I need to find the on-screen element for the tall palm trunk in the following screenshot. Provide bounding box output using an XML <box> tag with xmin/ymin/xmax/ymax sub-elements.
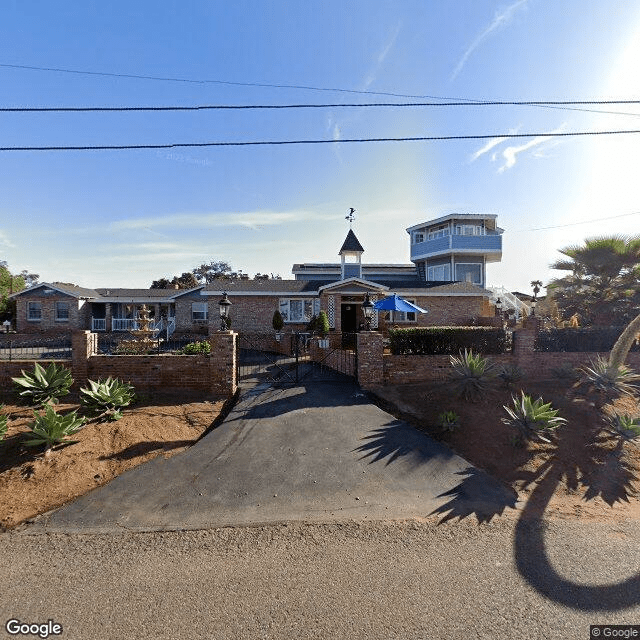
<box><xmin>609</xmin><ymin>313</ymin><xmax>640</xmax><ymax>370</ymax></box>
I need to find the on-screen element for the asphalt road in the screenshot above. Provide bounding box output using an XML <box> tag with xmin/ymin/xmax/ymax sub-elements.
<box><xmin>2</xmin><ymin>516</ymin><xmax>640</xmax><ymax>640</ymax></box>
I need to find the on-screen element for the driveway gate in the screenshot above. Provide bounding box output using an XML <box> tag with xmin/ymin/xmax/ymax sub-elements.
<box><xmin>236</xmin><ymin>332</ymin><xmax>357</xmax><ymax>386</ymax></box>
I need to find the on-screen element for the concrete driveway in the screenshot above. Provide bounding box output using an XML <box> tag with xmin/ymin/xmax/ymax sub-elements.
<box><xmin>26</xmin><ymin>381</ymin><xmax>517</xmax><ymax>533</ymax></box>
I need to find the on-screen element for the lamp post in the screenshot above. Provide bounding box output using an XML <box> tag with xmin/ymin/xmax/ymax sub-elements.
<box><xmin>530</xmin><ymin>299</ymin><xmax>537</xmax><ymax>316</ymax></box>
<box><xmin>361</xmin><ymin>292</ymin><xmax>374</xmax><ymax>331</ymax></box>
<box><xmin>218</xmin><ymin>292</ymin><xmax>232</xmax><ymax>331</ymax></box>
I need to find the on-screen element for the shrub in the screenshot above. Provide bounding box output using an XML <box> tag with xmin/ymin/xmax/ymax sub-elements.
<box><xmin>449</xmin><ymin>349</ymin><xmax>495</xmax><ymax>402</ymax></box>
<box><xmin>80</xmin><ymin>377</ymin><xmax>135</xmax><ymax>421</ymax></box>
<box><xmin>272</xmin><ymin>310</ymin><xmax>284</xmax><ymax>332</ymax></box>
<box><xmin>605</xmin><ymin>413</ymin><xmax>640</xmax><ymax>440</ymax></box>
<box><xmin>550</xmin><ymin>363</ymin><xmax>580</xmax><ymax>381</ymax></box>
<box><xmin>180</xmin><ymin>340</ymin><xmax>211</xmax><ymax>355</ymax></box>
<box><xmin>579</xmin><ymin>356</ymin><xmax>640</xmax><ymax>398</ymax></box>
<box><xmin>437</xmin><ymin>410</ymin><xmax>460</xmax><ymax>432</ymax></box>
<box><xmin>12</xmin><ymin>362</ymin><xmax>73</xmax><ymax>406</ymax></box>
<box><xmin>317</xmin><ymin>311</ymin><xmax>330</xmax><ymax>337</ymax></box>
<box><xmin>502</xmin><ymin>391</ymin><xmax>567</xmax><ymax>444</ymax></box>
<box><xmin>497</xmin><ymin>364</ymin><xmax>523</xmax><ymax>387</ymax></box>
<box><xmin>0</xmin><ymin>407</ymin><xmax>7</xmax><ymax>441</ymax></box>
<box><xmin>24</xmin><ymin>406</ymin><xmax>86</xmax><ymax>449</ymax></box>
<box><xmin>535</xmin><ymin>327</ymin><xmax>640</xmax><ymax>353</ymax></box>
<box><xmin>389</xmin><ymin>327</ymin><xmax>509</xmax><ymax>355</ymax></box>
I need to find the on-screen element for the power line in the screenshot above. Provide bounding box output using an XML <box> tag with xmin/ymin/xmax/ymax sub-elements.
<box><xmin>1</xmin><ymin>128</ymin><xmax>639</xmax><ymax>152</ymax></box>
<box><xmin>515</xmin><ymin>210</ymin><xmax>640</xmax><ymax>232</ymax></box>
<box><xmin>2</xmin><ymin>100</ymin><xmax>640</xmax><ymax>113</ymax></box>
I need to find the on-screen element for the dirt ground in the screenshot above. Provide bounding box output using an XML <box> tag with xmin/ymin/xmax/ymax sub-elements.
<box><xmin>375</xmin><ymin>378</ymin><xmax>640</xmax><ymax>523</ymax></box>
<box><xmin>0</xmin><ymin>392</ymin><xmax>227</xmax><ymax>530</ymax></box>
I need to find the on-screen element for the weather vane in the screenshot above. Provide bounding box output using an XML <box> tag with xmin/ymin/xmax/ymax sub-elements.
<box><xmin>345</xmin><ymin>207</ymin><xmax>356</xmax><ymax>228</ymax></box>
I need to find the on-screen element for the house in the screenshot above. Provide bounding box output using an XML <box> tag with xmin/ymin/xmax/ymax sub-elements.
<box><xmin>10</xmin><ymin>213</ymin><xmax>503</xmax><ymax>335</ymax></box>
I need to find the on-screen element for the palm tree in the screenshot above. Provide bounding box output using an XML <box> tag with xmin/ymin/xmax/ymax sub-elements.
<box><xmin>530</xmin><ymin>280</ymin><xmax>543</xmax><ymax>300</ymax></box>
<box><xmin>548</xmin><ymin>235</ymin><xmax>640</xmax><ymax>326</ymax></box>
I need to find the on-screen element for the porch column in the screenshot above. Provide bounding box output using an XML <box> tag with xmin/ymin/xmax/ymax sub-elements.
<box><xmin>105</xmin><ymin>303</ymin><xmax>112</xmax><ymax>332</ymax></box>
<box><xmin>356</xmin><ymin>331</ymin><xmax>384</xmax><ymax>390</ymax></box>
<box><xmin>208</xmin><ymin>328</ymin><xmax>237</xmax><ymax>397</ymax></box>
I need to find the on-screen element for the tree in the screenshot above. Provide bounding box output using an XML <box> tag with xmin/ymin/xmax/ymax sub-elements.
<box><xmin>548</xmin><ymin>235</ymin><xmax>640</xmax><ymax>326</ymax></box>
<box><xmin>171</xmin><ymin>272</ymin><xmax>200</xmax><ymax>289</ymax></box>
<box><xmin>150</xmin><ymin>277</ymin><xmax>172</xmax><ymax>289</ymax></box>
<box><xmin>0</xmin><ymin>263</ymin><xmax>26</xmax><ymax>322</ymax></box>
<box><xmin>192</xmin><ymin>261</ymin><xmax>234</xmax><ymax>284</ymax></box>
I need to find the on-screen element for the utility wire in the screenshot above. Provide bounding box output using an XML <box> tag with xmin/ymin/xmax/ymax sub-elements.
<box><xmin>515</xmin><ymin>210</ymin><xmax>640</xmax><ymax>232</ymax></box>
<box><xmin>2</xmin><ymin>100</ymin><xmax>640</xmax><ymax>113</ymax></box>
<box><xmin>1</xmin><ymin>128</ymin><xmax>639</xmax><ymax>152</ymax></box>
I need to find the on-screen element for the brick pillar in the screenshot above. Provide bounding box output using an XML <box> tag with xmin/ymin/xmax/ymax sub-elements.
<box><xmin>356</xmin><ymin>331</ymin><xmax>384</xmax><ymax>390</ymax></box>
<box><xmin>71</xmin><ymin>330</ymin><xmax>94</xmax><ymax>389</ymax></box>
<box><xmin>208</xmin><ymin>330</ymin><xmax>237</xmax><ymax>396</ymax></box>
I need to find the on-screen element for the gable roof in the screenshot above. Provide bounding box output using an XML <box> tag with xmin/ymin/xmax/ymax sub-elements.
<box><xmin>9</xmin><ymin>282</ymin><xmax>100</xmax><ymax>299</ymax></box>
<box><xmin>339</xmin><ymin>229</ymin><xmax>364</xmax><ymax>253</ymax></box>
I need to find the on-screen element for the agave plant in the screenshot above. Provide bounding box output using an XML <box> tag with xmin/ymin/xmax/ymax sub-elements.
<box><xmin>502</xmin><ymin>391</ymin><xmax>567</xmax><ymax>444</ymax></box>
<box><xmin>437</xmin><ymin>410</ymin><xmax>460</xmax><ymax>433</ymax></box>
<box><xmin>605</xmin><ymin>413</ymin><xmax>640</xmax><ymax>440</ymax></box>
<box><xmin>497</xmin><ymin>364</ymin><xmax>523</xmax><ymax>387</ymax></box>
<box><xmin>12</xmin><ymin>362</ymin><xmax>73</xmax><ymax>406</ymax></box>
<box><xmin>449</xmin><ymin>349</ymin><xmax>495</xmax><ymax>401</ymax></box>
<box><xmin>24</xmin><ymin>405</ymin><xmax>86</xmax><ymax>449</ymax></box>
<box><xmin>0</xmin><ymin>406</ymin><xmax>7</xmax><ymax>441</ymax></box>
<box><xmin>80</xmin><ymin>377</ymin><xmax>135</xmax><ymax>420</ymax></box>
<box><xmin>579</xmin><ymin>356</ymin><xmax>640</xmax><ymax>398</ymax></box>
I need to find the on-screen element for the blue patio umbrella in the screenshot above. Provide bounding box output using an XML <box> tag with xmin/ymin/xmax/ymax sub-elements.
<box><xmin>373</xmin><ymin>294</ymin><xmax>427</xmax><ymax>314</ymax></box>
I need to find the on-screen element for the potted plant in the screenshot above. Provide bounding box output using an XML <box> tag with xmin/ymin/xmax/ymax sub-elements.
<box><xmin>272</xmin><ymin>309</ymin><xmax>284</xmax><ymax>341</ymax></box>
<box><xmin>317</xmin><ymin>310</ymin><xmax>330</xmax><ymax>348</ymax></box>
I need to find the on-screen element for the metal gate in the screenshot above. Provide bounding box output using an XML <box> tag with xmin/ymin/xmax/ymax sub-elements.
<box><xmin>237</xmin><ymin>332</ymin><xmax>357</xmax><ymax>386</ymax></box>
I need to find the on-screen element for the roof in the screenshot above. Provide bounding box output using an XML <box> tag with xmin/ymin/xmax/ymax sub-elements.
<box><xmin>339</xmin><ymin>229</ymin><xmax>365</xmax><ymax>253</ymax></box>
<box><xmin>406</xmin><ymin>213</ymin><xmax>500</xmax><ymax>233</ymax></box>
<box><xmin>94</xmin><ymin>287</ymin><xmax>203</xmax><ymax>299</ymax></box>
<box><xmin>203</xmin><ymin>279</ymin><xmax>331</xmax><ymax>294</ymax></box>
<box><xmin>9</xmin><ymin>282</ymin><xmax>101</xmax><ymax>299</ymax></box>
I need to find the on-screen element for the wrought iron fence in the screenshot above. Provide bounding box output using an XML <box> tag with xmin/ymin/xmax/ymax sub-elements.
<box><xmin>0</xmin><ymin>335</ymin><xmax>72</xmax><ymax>361</ymax></box>
<box><xmin>96</xmin><ymin>333</ymin><xmax>209</xmax><ymax>355</ymax></box>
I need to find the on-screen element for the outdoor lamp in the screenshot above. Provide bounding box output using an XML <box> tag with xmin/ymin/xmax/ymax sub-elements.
<box><xmin>531</xmin><ymin>299</ymin><xmax>537</xmax><ymax>316</ymax></box>
<box><xmin>361</xmin><ymin>292</ymin><xmax>374</xmax><ymax>331</ymax></box>
<box><xmin>495</xmin><ymin>298</ymin><xmax>502</xmax><ymax>310</ymax></box>
<box><xmin>219</xmin><ymin>292</ymin><xmax>232</xmax><ymax>331</ymax></box>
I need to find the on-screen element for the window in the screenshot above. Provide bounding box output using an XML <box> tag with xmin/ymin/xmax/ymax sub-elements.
<box><xmin>27</xmin><ymin>302</ymin><xmax>42</xmax><ymax>321</ymax></box>
<box><xmin>454</xmin><ymin>224</ymin><xmax>483</xmax><ymax>236</ymax></box>
<box><xmin>279</xmin><ymin>298</ymin><xmax>320</xmax><ymax>323</ymax></box>
<box><xmin>55</xmin><ymin>302</ymin><xmax>69</xmax><ymax>322</ymax></box>
<box><xmin>427</xmin><ymin>225</ymin><xmax>450</xmax><ymax>240</ymax></box>
<box><xmin>387</xmin><ymin>299</ymin><xmax>417</xmax><ymax>323</ymax></box>
<box><xmin>427</xmin><ymin>264</ymin><xmax>450</xmax><ymax>281</ymax></box>
<box><xmin>455</xmin><ymin>263</ymin><xmax>482</xmax><ymax>285</ymax></box>
<box><xmin>412</xmin><ymin>232</ymin><xmax>425</xmax><ymax>244</ymax></box>
<box><xmin>191</xmin><ymin>302</ymin><xmax>208</xmax><ymax>322</ymax></box>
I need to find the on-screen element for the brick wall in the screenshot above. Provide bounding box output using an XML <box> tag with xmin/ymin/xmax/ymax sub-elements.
<box><xmin>0</xmin><ymin>360</ymin><xmax>73</xmax><ymax>393</ymax></box>
<box><xmin>15</xmin><ymin>292</ymin><xmax>85</xmax><ymax>334</ymax></box>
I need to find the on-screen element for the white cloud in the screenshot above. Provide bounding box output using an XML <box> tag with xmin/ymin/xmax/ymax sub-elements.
<box><xmin>451</xmin><ymin>0</ymin><xmax>528</xmax><ymax>80</ymax></box>
<box><xmin>469</xmin><ymin>128</ymin><xmax>520</xmax><ymax>162</ymax></box>
<box><xmin>497</xmin><ymin>123</ymin><xmax>567</xmax><ymax>172</ymax></box>
<box><xmin>361</xmin><ymin>22</ymin><xmax>402</xmax><ymax>91</ymax></box>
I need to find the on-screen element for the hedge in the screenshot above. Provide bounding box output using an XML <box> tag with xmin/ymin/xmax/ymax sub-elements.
<box><xmin>388</xmin><ymin>327</ymin><xmax>510</xmax><ymax>355</ymax></box>
<box><xmin>535</xmin><ymin>327</ymin><xmax>640</xmax><ymax>352</ymax></box>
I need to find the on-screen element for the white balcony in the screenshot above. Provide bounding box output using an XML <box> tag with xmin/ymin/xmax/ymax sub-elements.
<box><xmin>91</xmin><ymin>318</ymin><xmax>106</xmax><ymax>331</ymax></box>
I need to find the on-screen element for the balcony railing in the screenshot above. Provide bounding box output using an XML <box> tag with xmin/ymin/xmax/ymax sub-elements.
<box><xmin>112</xmin><ymin>318</ymin><xmax>140</xmax><ymax>331</ymax></box>
<box><xmin>411</xmin><ymin>233</ymin><xmax>502</xmax><ymax>260</ymax></box>
<box><xmin>93</xmin><ymin>317</ymin><xmax>176</xmax><ymax>333</ymax></box>
<box><xmin>91</xmin><ymin>318</ymin><xmax>106</xmax><ymax>331</ymax></box>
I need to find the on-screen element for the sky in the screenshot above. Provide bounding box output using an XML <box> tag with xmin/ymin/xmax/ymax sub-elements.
<box><xmin>1</xmin><ymin>1</ymin><xmax>640</xmax><ymax>294</ymax></box>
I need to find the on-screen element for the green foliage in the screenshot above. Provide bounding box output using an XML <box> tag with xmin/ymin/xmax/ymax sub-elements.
<box><xmin>0</xmin><ymin>406</ymin><xmax>7</xmax><ymax>441</ymax></box>
<box><xmin>437</xmin><ymin>410</ymin><xmax>460</xmax><ymax>432</ymax></box>
<box><xmin>605</xmin><ymin>413</ymin><xmax>640</xmax><ymax>440</ymax></box>
<box><xmin>550</xmin><ymin>363</ymin><xmax>580</xmax><ymax>381</ymax></box>
<box><xmin>497</xmin><ymin>364</ymin><xmax>523</xmax><ymax>387</ymax></box>
<box><xmin>80</xmin><ymin>377</ymin><xmax>135</xmax><ymax>420</ymax></box>
<box><xmin>389</xmin><ymin>327</ymin><xmax>509</xmax><ymax>355</ymax></box>
<box><xmin>536</xmin><ymin>327</ymin><xmax>640</xmax><ymax>353</ymax></box>
<box><xmin>12</xmin><ymin>362</ymin><xmax>73</xmax><ymax>406</ymax></box>
<box><xmin>549</xmin><ymin>235</ymin><xmax>640</xmax><ymax>326</ymax></box>
<box><xmin>180</xmin><ymin>340</ymin><xmax>211</xmax><ymax>355</ymax></box>
<box><xmin>317</xmin><ymin>311</ymin><xmax>330</xmax><ymax>337</ymax></box>
<box><xmin>502</xmin><ymin>392</ymin><xmax>567</xmax><ymax>443</ymax></box>
<box><xmin>449</xmin><ymin>349</ymin><xmax>495</xmax><ymax>402</ymax></box>
<box><xmin>579</xmin><ymin>356</ymin><xmax>640</xmax><ymax>398</ymax></box>
<box><xmin>272</xmin><ymin>309</ymin><xmax>284</xmax><ymax>332</ymax></box>
<box><xmin>24</xmin><ymin>405</ymin><xmax>86</xmax><ymax>448</ymax></box>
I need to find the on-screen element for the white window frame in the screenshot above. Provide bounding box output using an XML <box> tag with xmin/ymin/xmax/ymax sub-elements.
<box><xmin>191</xmin><ymin>302</ymin><xmax>208</xmax><ymax>322</ymax></box>
<box><xmin>55</xmin><ymin>301</ymin><xmax>70</xmax><ymax>322</ymax></box>
<box><xmin>455</xmin><ymin>262</ymin><xmax>483</xmax><ymax>285</ymax></box>
<box><xmin>454</xmin><ymin>224</ymin><xmax>483</xmax><ymax>236</ymax></box>
<box><xmin>427</xmin><ymin>264</ymin><xmax>450</xmax><ymax>281</ymax></box>
<box><xmin>387</xmin><ymin>299</ymin><xmax>417</xmax><ymax>323</ymax></box>
<box><xmin>279</xmin><ymin>298</ymin><xmax>321</xmax><ymax>323</ymax></box>
<box><xmin>412</xmin><ymin>231</ymin><xmax>425</xmax><ymax>244</ymax></box>
<box><xmin>427</xmin><ymin>225</ymin><xmax>450</xmax><ymax>240</ymax></box>
<box><xmin>27</xmin><ymin>301</ymin><xmax>42</xmax><ymax>321</ymax></box>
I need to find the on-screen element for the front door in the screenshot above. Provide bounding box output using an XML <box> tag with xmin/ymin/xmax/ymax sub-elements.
<box><xmin>340</xmin><ymin>303</ymin><xmax>358</xmax><ymax>333</ymax></box>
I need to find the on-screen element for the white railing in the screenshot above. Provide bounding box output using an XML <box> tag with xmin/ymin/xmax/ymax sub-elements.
<box><xmin>112</xmin><ymin>318</ymin><xmax>140</xmax><ymax>332</ymax></box>
<box><xmin>487</xmin><ymin>286</ymin><xmax>531</xmax><ymax>321</ymax></box>
<box><xmin>91</xmin><ymin>318</ymin><xmax>106</xmax><ymax>331</ymax></box>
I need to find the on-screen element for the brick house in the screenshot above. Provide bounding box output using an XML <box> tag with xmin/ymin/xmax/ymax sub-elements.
<box><xmin>10</xmin><ymin>214</ymin><xmax>503</xmax><ymax>335</ymax></box>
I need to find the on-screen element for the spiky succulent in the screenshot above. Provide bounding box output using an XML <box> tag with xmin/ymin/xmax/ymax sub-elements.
<box><xmin>437</xmin><ymin>410</ymin><xmax>461</xmax><ymax>432</ymax></box>
<box><xmin>605</xmin><ymin>413</ymin><xmax>640</xmax><ymax>440</ymax></box>
<box><xmin>502</xmin><ymin>391</ymin><xmax>567</xmax><ymax>443</ymax></box>
<box><xmin>497</xmin><ymin>364</ymin><xmax>523</xmax><ymax>387</ymax></box>
<box><xmin>0</xmin><ymin>406</ymin><xmax>7</xmax><ymax>441</ymax></box>
<box><xmin>449</xmin><ymin>349</ymin><xmax>495</xmax><ymax>401</ymax></box>
<box><xmin>580</xmin><ymin>356</ymin><xmax>640</xmax><ymax>398</ymax></box>
<box><xmin>12</xmin><ymin>362</ymin><xmax>73</xmax><ymax>406</ymax></box>
<box><xmin>24</xmin><ymin>405</ymin><xmax>86</xmax><ymax>449</ymax></box>
<box><xmin>80</xmin><ymin>377</ymin><xmax>135</xmax><ymax>420</ymax></box>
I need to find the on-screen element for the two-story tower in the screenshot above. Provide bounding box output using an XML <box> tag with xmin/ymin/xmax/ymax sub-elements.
<box><xmin>406</xmin><ymin>213</ymin><xmax>503</xmax><ymax>287</ymax></box>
